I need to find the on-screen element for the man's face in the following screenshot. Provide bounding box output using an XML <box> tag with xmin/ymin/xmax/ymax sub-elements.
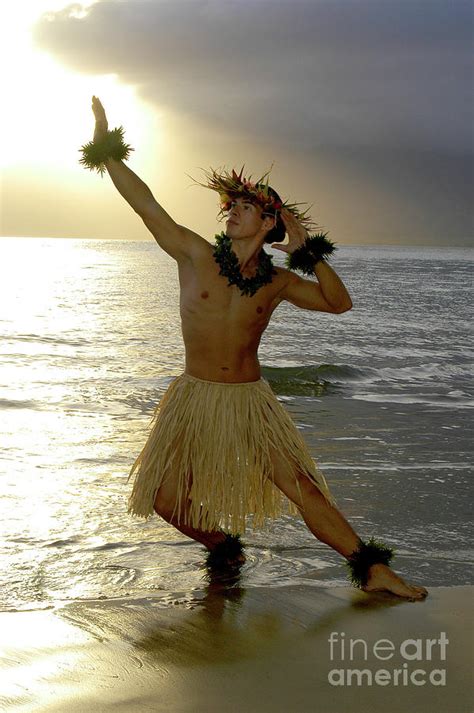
<box><xmin>225</xmin><ymin>198</ymin><xmax>273</xmax><ymax>240</ymax></box>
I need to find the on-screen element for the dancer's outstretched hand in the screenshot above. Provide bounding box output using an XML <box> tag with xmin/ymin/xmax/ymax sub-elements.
<box><xmin>272</xmin><ymin>207</ymin><xmax>308</xmax><ymax>254</ymax></box>
<box><xmin>92</xmin><ymin>95</ymin><xmax>108</xmax><ymax>141</ymax></box>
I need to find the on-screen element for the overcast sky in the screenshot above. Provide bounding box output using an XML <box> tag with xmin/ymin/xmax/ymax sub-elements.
<box><xmin>4</xmin><ymin>0</ymin><xmax>473</xmax><ymax>245</ymax></box>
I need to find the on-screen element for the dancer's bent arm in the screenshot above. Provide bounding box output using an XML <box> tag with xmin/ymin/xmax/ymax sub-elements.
<box><xmin>276</xmin><ymin>207</ymin><xmax>353</xmax><ymax>313</ymax></box>
<box><xmin>282</xmin><ymin>268</ymin><xmax>352</xmax><ymax>313</ymax></box>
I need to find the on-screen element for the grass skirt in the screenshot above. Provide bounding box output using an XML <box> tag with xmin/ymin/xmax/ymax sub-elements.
<box><xmin>127</xmin><ymin>372</ymin><xmax>336</xmax><ymax>534</ymax></box>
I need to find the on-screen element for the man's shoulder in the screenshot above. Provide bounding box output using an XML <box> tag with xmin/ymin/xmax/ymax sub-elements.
<box><xmin>269</xmin><ymin>265</ymin><xmax>295</xmax><ymax>304</ymax></box>
<box><xmin>272</xmin><ymin>264</ymin><xmax>294</xmax><ymax>286</ymax></box>
<box><xmin>273</xmin><ymin>264</ymin><xmax>291</xmax><ymax>276</ymax></box>
<box><xmin>179</xmin><ymin>226</ymin><xmax>213</xmax><ymax>261</ymax></box>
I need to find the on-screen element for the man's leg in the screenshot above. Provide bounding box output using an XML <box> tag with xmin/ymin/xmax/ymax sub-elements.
<box><xmin>154</xmin><ymin>476</ymin><xmax>225</xmax><ymax>546</ymax></box>
<box><xmin>153</xmin><ymin>475</ymin><xmax>245</xmax><ymax>564</ymax></box>
<box><xmin>269</xmin><ymin>447</ymin><xmax>428</xmax><ymax>600</ymax></box>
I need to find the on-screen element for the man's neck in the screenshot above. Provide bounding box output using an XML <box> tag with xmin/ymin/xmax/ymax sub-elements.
<box><xmin>228</xmin><ymin>235</ymin><xmax>265</xmax><ymax>273</ymax></box>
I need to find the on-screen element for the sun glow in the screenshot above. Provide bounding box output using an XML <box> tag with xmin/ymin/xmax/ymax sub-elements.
<box><xmin>0</xmin><ymin>2</ymin><xmax>161</xmax><ymax>175</ymax></box>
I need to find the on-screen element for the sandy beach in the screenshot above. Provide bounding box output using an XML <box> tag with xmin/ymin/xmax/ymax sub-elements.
<box><xmin>1</xmin><ymin>583</ymin><xmax>472</xmax><ymax>713</ymax></box>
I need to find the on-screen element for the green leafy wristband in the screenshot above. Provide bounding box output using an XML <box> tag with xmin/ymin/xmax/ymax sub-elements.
<box><xmin>285</xmin><ymin>232</ymin><xmax>337</xmax><ymax>275</ymax></box>
<box><xmin>345</xmin><ymin>537</ymin><xmax>395</xmax><ymax>588</ymax></box>
<box><xmin>79</xmin><ymin>126</ymin><xmax>134</xmax><ymax>176</ymax></box>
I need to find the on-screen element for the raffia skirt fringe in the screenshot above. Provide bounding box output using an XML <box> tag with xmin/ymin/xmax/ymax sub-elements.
<box><xmin>127</xmin><ymin>372</ymin><xmax>336</xmax><ymax>535</ymax></box>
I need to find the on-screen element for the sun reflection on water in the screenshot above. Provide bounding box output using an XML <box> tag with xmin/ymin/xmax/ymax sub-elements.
<box><xmin>1</xmin><ymin>238</ymin><xmax>183</xmax><ymax>608</ymax></box>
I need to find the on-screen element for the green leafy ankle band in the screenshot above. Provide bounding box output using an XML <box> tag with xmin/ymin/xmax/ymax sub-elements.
<box><xmin>79</xmin><ymin>126</ymin><xmax>134</xmax><ymax>176</ymax></box>
<box><xmin>204</xmin><ymin>533</ymin><xmax>245</xmax><ymax>571</ymax></box>
<box><xmin>285</xmin><ymin>232</ymin><xmax>337</xmax><ymax>275</ymax></box>
<box><xmin>345</xmin><ymin>537</ymin><xmax>395</xmax><ymax>588</ymax></box>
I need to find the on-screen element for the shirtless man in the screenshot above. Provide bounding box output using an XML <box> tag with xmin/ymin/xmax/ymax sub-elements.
<box><xmin>90</xmin><ymin>96</ymin><xmax>427</xmax><ymax>600</ymax></box>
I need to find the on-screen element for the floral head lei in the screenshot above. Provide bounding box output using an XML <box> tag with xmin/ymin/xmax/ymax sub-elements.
<box><xmin>78</xmin><ymin>127</ymin><xmax>338</xmax><ymax>280</ymax></box>
<box><xmin>190</xmin><ymin>165</ymin><xmax>319</xmax><ymax>232</ymax></box>
<box><xmin>190</xmin><ymin>165</ymin><xmax>337</xmax><ymax>278</ymax></box>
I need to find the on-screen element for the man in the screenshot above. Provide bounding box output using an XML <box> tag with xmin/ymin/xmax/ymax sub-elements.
<box><xmin>86</xmin><ymin>96</ymin><xmax>427</xmax><ymax>600</ymax></box>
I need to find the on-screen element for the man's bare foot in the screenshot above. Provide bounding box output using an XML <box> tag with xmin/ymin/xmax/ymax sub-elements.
<box><xmin>362</xmin><ymin>563</ymin><xmax>428</xmax><ymax>600</ymax></box>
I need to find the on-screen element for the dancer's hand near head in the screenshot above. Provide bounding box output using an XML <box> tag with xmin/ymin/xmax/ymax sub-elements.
<box><xmin>92</xmin><ymin>95</ymin><xmax>108</xmax><ymax>141</ymax></box>
<box><xmin>272</xmin><ymin>207</ymin><xmax>309</xmax><ymax>254</ymax></box>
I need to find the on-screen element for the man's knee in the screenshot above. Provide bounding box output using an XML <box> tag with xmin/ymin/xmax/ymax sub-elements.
<box><xmin>153</xmin><ymin>472</ymin><xmax>192</xmax><ymax>521</ymax></box>
<box><xmin>153</xmin><ymin>488</ymin><xmax>178</xmax><ymax>521</ymax></box>
<box><xmin>293</xmin><ymin>471</ymin><xmax>328</xmax><ymax>509</ymax></box>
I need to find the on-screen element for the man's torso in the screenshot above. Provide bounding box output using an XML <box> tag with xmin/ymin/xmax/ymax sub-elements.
<box><xmin>177</xmin><ymin>242</ymin><xmax>291</xmax><ymax>382</ymax></box>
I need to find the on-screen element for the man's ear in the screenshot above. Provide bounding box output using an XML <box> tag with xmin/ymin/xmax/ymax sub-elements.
<box><xmin>262</xmin><ymin>214</ymin><xmax>276</xmax><ymax>231</ymax></box>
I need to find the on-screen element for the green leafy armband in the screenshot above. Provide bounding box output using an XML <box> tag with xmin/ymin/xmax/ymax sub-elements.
<box><xmin>285</xmin><ymin>232</ymin><xmax>337</xmax><ymax>275</ymax></box>
<box><xmin>79</xmin><ymin>126</ymin><xmax>134</xmax><ymax>176</ymax></box>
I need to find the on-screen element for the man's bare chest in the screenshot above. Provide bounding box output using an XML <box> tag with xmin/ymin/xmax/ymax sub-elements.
<box><xmin>177</xmin><ymin>250</ymin><xmax>286</xmax><ymax>326</ymax></box>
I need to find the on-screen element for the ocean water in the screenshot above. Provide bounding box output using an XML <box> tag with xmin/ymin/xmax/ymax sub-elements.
<box><xmin>0</xmin><ymin>238</ymin><xmax>472</xmax><ymax>612</ymax></box>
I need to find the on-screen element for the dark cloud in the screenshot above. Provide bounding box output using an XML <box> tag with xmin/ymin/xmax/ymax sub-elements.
<box><xmin>33</xmin><ymin>0</ymin><xmax>473</xmax><ymax>242</ymax></box>
<box><xmin>33</xmin><ymin>0</ymin><xmax>472</xmax><ymax>149</ymax></box>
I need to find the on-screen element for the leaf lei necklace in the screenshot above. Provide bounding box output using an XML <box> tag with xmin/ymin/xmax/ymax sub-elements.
<box><xmin>212</xmin><ymin>233</ymin><xmax>277</xmax><ymax>297</ymax></box>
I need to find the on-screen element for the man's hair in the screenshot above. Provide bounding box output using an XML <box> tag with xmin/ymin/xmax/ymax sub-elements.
<box><xmin>257</xmin><ymin>185</ymin><xmax>286</xmax><ymax>244</ymax></box>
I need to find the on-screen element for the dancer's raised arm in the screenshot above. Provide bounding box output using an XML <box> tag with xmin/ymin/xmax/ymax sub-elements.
<box><xmin>89</xmin><ymin>96</ymin><xmax>208</xmax><ymax>263</ymax></box>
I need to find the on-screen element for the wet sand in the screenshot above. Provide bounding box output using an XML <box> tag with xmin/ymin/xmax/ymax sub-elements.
<box><xmin>1</xmin><ymin>584</ymin><xmax>472</xmax><ymax>713</ymax></box>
